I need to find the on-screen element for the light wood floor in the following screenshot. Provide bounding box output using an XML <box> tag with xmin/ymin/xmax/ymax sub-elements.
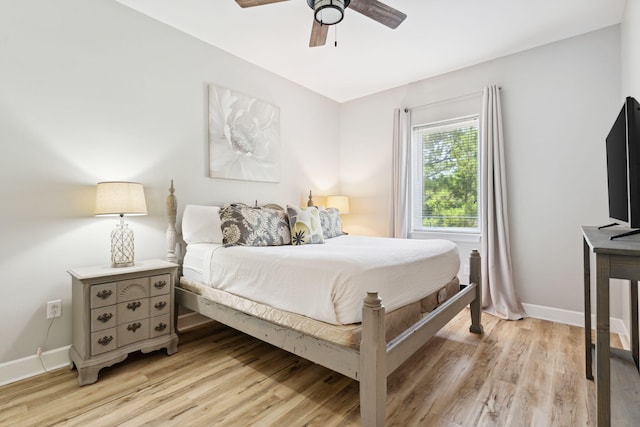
<box><xmin>1</xmin><ymin>310</ymin><xmax>637</xmax><ymax>426</ymax></box>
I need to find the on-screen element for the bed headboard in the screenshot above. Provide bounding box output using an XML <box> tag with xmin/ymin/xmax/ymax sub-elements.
<box><xmin>164</xmin><ymin>182</ymin><xmax>314</xmax><ymax>264</ymax></box>
<box><xmin>165</xmin><ymin>182</ymin><xmax>289</xmax><ymax>264</ymax></box>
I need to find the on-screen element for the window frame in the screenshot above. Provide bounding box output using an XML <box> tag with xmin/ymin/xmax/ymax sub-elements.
<box><xmin>408</xmin><ymin>114</ymin><xmax>481</xmax><ymax>241</ymax></box>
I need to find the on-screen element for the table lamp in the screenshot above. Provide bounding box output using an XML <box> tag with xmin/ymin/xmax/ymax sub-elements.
<box><xmin>326</xmin><ymin>195</ymin><xmax>350</xmax><ymax>214</ymax></box>
<box><xmin>95</xmin><ymin>181</ymin><xmax>147</xmax><ymax>267</ymax></box>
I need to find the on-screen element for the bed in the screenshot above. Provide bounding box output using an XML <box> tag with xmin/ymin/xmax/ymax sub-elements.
<box><xmin>166</xmin><ymin>183</ymin><xmax>483</xmax><ymax>426</ymax></box>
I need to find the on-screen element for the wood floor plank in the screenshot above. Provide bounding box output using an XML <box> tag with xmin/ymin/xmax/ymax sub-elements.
<box><xmin>475</xmin><ymin>378</ymin><xmax>517</xmax><ymax>426</ymax></box>
<box><xmin>611</xmin><ymin>349</ymin><xmax>640</xmax><ymax>427</ymax></box>
<box><xmin>269</xmin><ymin>372</ymin><xmax>357</xmax><ymax>426</ymax></box>
<box><xmin>503</xmin><ymin>319</ymin><xmax>555</xmax><ymax>427</ymax></box>
<box><xmin>1</xmin><ymin>309</ymin><xmax>638</xmax><ymax>426</ymax></box>
<box><xmin>434</xmin><ymin>341</ymin><xmax>503</xmax><ymax>425</ymax></box>
<box><xmin>386</xmin><ymin>340</ymin><xmax>472</xmax><ymax>425</ymax></box>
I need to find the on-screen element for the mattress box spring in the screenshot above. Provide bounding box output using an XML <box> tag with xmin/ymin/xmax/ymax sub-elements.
<box><xmin>178</xmin><ymin>276</ymin><xmax>460</xmax><ymax>350</ymax></box>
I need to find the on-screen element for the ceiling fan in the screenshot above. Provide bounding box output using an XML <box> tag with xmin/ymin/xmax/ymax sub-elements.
<box><xmin>235</xmin><ymin>0</ymin><xmax>407</xmax><ymax>47</ymax></box>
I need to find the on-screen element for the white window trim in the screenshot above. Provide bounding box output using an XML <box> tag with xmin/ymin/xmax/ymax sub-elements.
<box><xmin>408</xmin><ymin>230</ymin><xmax>481</xmax><ymax>243</ymax></box>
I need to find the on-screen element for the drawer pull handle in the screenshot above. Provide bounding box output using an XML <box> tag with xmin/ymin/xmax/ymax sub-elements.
<box><xmin>154</xmin><ymin>301</ymin><xmax>167</xmax><ymax>310</ymax></box>
<box><xmin>97</xmin><ymin>313</ymin><xmax>113</xmax><ymax>323</ymax></box>
<box><xmin>127</xmin><ymin>322</ymin><xmax>142</xmax><ymax>332</ymax></box>
<box><xmin>154</xmin><ymin>280</ymin><xmax>167</xmax><ymax>289</ymax></box>
<box><xmin>98</xmin><ymin>335</ymin><xmax>113</xmax><ymax>346</ymax></box>
<box><xmin>155</xmin><ymin>323</ymin><xmax>167</xmax><ymax>332</ymax></box>
<box><xmin>96</xmin><ymin>289</ymin><xmax>112</xmax><ymax>300</ymax></box>
<box><xmin>127</xmin><ymin>301</ymin><xmax>142</xmax><ymax>311</ymax></box>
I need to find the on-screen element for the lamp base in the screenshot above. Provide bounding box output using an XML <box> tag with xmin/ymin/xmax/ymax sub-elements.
<box><xmin>111</xmin><ymin>222</ymin><xmax>135</xmax><ymax>268</ymax></box>
<box><xmin>112</xmin><ymin>261</ymin><xmax>134</xmax><ymax>268</ymax></box>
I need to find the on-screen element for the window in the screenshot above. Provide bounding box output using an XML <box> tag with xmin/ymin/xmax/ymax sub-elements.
<box><xmin>410</xmin><ymin>115</ymin><xmax>480</xmax><ymax>235</ymax></box>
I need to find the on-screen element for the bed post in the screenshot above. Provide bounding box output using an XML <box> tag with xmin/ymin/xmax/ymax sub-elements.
<box><xmin>360</xmin><ymin>292</ymin><xmax>386</xmax><ymax>427</ymax></box>
<box><xmin>469</xmin><ymin>249</ymin><xmax>484</xmax><ymax>334</ymax></box>
<box><xmin>166</xmin><ymin>180</ymin><xmax>178</xmax><ymax>264</ymax></box>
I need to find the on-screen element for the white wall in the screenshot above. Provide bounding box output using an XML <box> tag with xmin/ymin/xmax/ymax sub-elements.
<box><xmin>0</xmin><ymin>0</ymin><xmax>631</xmax><ymax>376</ymax></box>
<box><xmin>622</xmin><ymin>0</ymin><xmax>640</xmax><ymax>99</ymax></box>
<box><xmin>0</xmin><ymin>0</ymin><xmax>340</xmax><ymax>365</ymax></box>
<box><xmin>621</xmin><ymin>0</ymin><xmax>640</xmax><ymax>344</ymax></box>
<box><xmin>340</xmin><ymin>27</ymin><xmax>622</xmax><ymax>317</ymax></box>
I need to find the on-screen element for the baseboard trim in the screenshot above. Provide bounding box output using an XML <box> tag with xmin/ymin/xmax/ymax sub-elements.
<box><xmin>522</xmin><ymin>303</ymin><xmax>630</xmax><ymax>350</ymax></box>
<box><xmin>0</xmin><ymin>346</ymin><xmax>71</xmax><ymax>387</ymax></box>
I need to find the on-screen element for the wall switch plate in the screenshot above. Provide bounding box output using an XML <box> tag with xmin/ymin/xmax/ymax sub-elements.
<box><xmin>47</xmin><ymin>300</ymin><xmax>62</xmax><ymax>319</ymax></box>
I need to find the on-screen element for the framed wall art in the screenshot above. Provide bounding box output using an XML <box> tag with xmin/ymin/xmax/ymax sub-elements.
<box><xmin>208</xmin><ymin>84</ymin><xmax>281</xmax><ymax>183</ymax></box>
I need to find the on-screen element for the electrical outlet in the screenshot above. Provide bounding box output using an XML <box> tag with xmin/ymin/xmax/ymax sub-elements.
<box><xmin>46</xmin><ymin>300</ymin><xmax>62</xmax><ymax>319</ymax></box>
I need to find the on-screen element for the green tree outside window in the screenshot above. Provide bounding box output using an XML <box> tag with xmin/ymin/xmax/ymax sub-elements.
<box><xmin>415</xmin><ymin>119</ymin><xmax>479</xmax><ymax>230</ymax></box>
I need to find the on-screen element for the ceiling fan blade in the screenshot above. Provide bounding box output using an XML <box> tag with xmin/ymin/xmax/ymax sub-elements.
<box><xmin>309</xmin><ymin>19</ymin><xmax>328</xmax><ymax>47</ymax></box>
<box><xmin>348</xmin><ymin>0</ymin><xmax>407</xmax><ymax>29</ymax></box>
<box><xmin>235</xmin><ymin>0</ymin><xmax>289</xmax><ymax>8</ymax></box>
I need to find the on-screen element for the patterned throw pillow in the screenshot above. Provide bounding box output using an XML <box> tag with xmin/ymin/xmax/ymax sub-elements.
<box><xmin>220</xmin><ymin>203</ymin><xmax>291</xmax><ymax>247</ymax></box>
<box><xmin>318</xmin><ymin>207</ymin><xmax>345</xmax><ymax>239</ymax></box>
<box><xmin>286</xmin><ymin>205</ymin><xmax>324</xmax><ymax>245</ymax></box>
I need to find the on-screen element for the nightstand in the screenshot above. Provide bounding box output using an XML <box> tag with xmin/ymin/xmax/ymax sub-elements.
<box><xmin>68</xmin><ymin>259</ymin><xmax>179</xmax><ymax>385</ymax></box>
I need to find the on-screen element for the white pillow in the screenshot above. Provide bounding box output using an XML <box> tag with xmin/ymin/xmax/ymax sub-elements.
<box><xmin>181</xmin><ymin>205</ymin><xmax>223</xmax><ymax>244</ymax></box>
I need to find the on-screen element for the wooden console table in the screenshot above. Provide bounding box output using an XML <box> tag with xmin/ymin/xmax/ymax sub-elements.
<box><xmin>582</xmin><ymin>226</ymin><xmax>640</xmax><ymax>426</ymax></box>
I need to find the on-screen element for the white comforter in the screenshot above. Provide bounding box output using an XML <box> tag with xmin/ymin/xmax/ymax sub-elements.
<box><xmin>183</xmin><ymin>235</ymin><xmax>460</xmax><ymax>325</ymax></box>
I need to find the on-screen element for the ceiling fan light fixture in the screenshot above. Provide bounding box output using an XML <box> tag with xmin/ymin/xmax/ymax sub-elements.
<box><xmin>310</xmin><ymin>0</ymin><xmax>349</xmax><ymax>26</ymax></box>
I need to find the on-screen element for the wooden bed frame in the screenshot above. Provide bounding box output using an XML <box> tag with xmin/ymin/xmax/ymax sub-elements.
<box><xmin>165</xmin><ymin>183</ymin><xmax>483</xmax><ymax>426</ymax></box>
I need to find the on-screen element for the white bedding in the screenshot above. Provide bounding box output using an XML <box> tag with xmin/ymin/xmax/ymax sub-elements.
<box><xmin>182</xmin><ymin>235</ymin><xmax>460</xmax><ymax>325</ymax></box>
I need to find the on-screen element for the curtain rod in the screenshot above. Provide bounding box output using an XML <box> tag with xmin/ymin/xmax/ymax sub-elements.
<box><xmin>404</xmin><ymin>86</ymin><xmax>502</xmax><ymax>113</ymax></box>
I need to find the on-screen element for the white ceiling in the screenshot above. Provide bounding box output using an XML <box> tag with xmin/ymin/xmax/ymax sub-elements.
<box><xmin>114</xmin><ymin>0</ymin><xmax>627</xmax><ymax>103</ymax></box>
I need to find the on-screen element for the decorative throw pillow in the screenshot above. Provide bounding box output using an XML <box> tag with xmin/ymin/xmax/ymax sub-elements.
<box><xmin>219</xmin><ymin>203</ymin><xmax>291</xmax><ymax>247</ymax></box>
<box><xmin>318</xmin><ymin>207</ymin><xmax>345</xmax><ymax>239</ymax></box>
<box><xmin>286</xmin><ymin>205</ymin><xmax>324</xmax><ymax>245</ymax></box>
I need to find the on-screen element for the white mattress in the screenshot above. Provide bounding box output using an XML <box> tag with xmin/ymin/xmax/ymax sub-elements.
<box><xmin>182</xmin><ymin>243</ymin><xmax>209</xmax><ymax>283</ymax></box>
<box><xmin>182</xmin><ymin>235</ymin><xmax>460</xmax><ymax>325</ymax></box>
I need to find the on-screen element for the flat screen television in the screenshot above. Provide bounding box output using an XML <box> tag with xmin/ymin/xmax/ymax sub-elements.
<box><xmin>604</xmin><ymin>96</ymin><xmax>640</xmax><ymax>239</ymax></box>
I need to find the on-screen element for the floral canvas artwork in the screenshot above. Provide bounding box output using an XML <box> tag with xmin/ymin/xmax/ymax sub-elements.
<box><xmin>209</xmin><ymin>85</ymin><xmax>281</xmax><ymax>182</ymax></box>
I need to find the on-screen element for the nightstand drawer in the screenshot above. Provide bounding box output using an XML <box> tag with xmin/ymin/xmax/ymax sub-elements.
<box><xmin>117</xmin><ymin>277</ymin><xmax>150</xmax><ymax>301</ymax></box>
<box><xmin>150</xmin><ymin>295</ymin><xmax>170</xmax><ymax>316</ymax></box>
<box><xmin>90</xmin><ymin>307</ymin><xmax>117</xmax><ymax>332</ymax></box>
<box><xmin>150</xmin><ymin>314</ymin><xmax>171</xmax><ymax>338</ymax></box>
<box><xmin>117</xmin><ymin>299</ymin><xmax>149</xmax><ymax>323</ymax></box>
<box><xmin>91</xmin><ymin>282</ymin><xmax>117</xmax><ymax>308</ymax></box>
<box><xmin>91</xmin><ymin>328</ymin><xmax>117</xmax><ymax>355</ymax></box>
<box><xmin>118</xmin><ymin>319</ymin><xmax>149</xmax><ymax>347</ymax></box>
<box><xmin>150</xmin><ymin>274</ymin><xmax>171</xmax><ymax>296</ymax></box>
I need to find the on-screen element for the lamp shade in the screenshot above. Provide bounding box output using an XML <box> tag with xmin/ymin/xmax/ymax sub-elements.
<box><xmin>95</xmin><ymin>182</ymin><xmax>148</xmax><ymax>216</ymax></box>
<box><xmin>326</xmin><ymin>195</ymin><xmax>350</xmax><ymax>214</ymax></box>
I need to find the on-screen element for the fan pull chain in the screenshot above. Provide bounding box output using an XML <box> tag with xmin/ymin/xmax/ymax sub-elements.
<box><xmin>334</xmin><ymin>24</ymin><xmax>338</xmax><ymax>47</ymax></box>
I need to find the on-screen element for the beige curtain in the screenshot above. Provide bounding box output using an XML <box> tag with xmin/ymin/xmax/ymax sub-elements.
<box><xmin>480</xmin><ymin>85</ymin><xmax>526</xmax><ymax>320</ymax></box>
<box><xmin>390</xmin><ymin>108</ymin><xmax>410</xmax><ymax>238</ymax></box>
